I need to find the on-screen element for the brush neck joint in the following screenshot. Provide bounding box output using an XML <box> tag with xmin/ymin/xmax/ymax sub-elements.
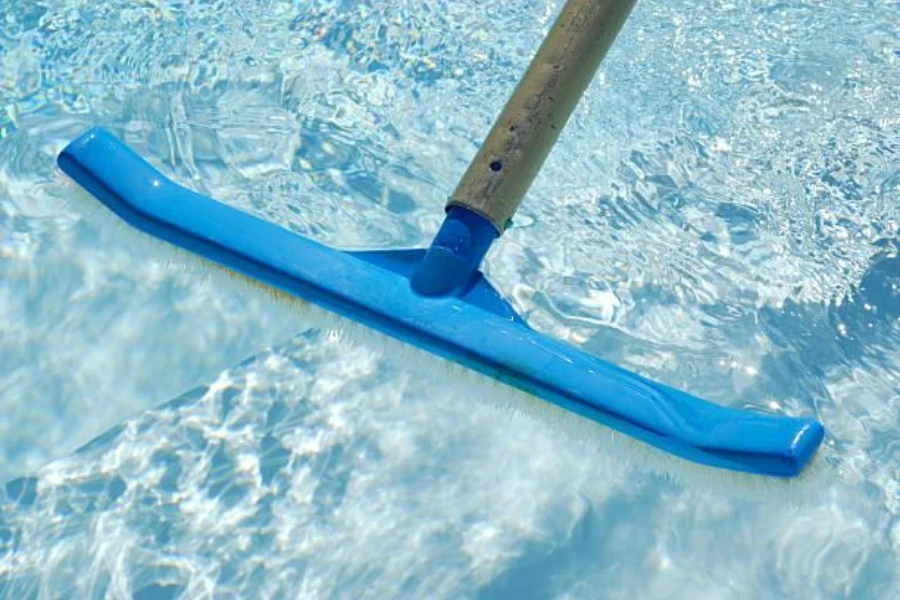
<box><xmin>411</xmin><ymin>206</ymin><xmax>499</xmax><ymax>297</ymax></box>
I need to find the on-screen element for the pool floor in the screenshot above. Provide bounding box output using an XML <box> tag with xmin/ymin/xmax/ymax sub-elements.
<box><xmin>1</xmin><ymin>0</ymin><xmax>899</xmax><ymax>598</ymax></box>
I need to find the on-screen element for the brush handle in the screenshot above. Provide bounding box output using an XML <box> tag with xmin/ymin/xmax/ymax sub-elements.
<box><xmin>448</xmin><ymin>0</ymin><xmax>638</xmax><ymax>232</ymax></box>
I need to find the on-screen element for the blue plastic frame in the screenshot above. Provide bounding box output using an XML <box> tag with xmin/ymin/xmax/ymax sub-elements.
<box><xmin>58</xmin><ymin>127</ymin><xmax>824</xmax><ymax>477</ymax></box>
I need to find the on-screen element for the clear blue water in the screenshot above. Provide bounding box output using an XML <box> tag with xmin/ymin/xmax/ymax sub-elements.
<box><xmin>1</xmin><ymin>0</ymin><xmax>899</xmax><ymax>597</ymax></box>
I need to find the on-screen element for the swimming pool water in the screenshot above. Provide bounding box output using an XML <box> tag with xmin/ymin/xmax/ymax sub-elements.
<box><xmin>1</xmin><ymin>0</ymin><xmax>898</xmax><ymax>597</ymax></box>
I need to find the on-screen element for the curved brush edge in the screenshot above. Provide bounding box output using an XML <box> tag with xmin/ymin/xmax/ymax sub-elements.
<box><xmin>57</xmin><ymin>127</ymin><xmax>825</xmax><ymax>478</ymax></box>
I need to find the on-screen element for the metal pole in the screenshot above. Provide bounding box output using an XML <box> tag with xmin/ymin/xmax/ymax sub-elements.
<box><xmin>447</xmin><ymin>0</ymin><xmax>638</xmax><ymax>232</ymax></box>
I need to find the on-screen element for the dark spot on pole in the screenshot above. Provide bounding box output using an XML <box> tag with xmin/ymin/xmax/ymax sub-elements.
<box><xmin>490</xmin><ymin>161</ymin><xmax>503</xmax><ymax>172</ymax></box>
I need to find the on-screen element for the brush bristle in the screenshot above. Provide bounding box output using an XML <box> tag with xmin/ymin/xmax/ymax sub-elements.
<box><xmin>60</xmin><ymin>174</ymin><xmax>832</xmax><ymax>502</ymax></box>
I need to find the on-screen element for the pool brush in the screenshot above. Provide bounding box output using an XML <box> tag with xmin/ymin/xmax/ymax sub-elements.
<box><xmin>56</xmin><ymin>0</ymin><xmax>824</xmax><ymax>477</ymax></box>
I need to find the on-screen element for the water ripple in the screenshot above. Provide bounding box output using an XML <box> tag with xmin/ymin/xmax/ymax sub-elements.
<box><xmin>0</xmin><ymin>0</ymin><xmax>898</xmax><ymax>598</ymax></box>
